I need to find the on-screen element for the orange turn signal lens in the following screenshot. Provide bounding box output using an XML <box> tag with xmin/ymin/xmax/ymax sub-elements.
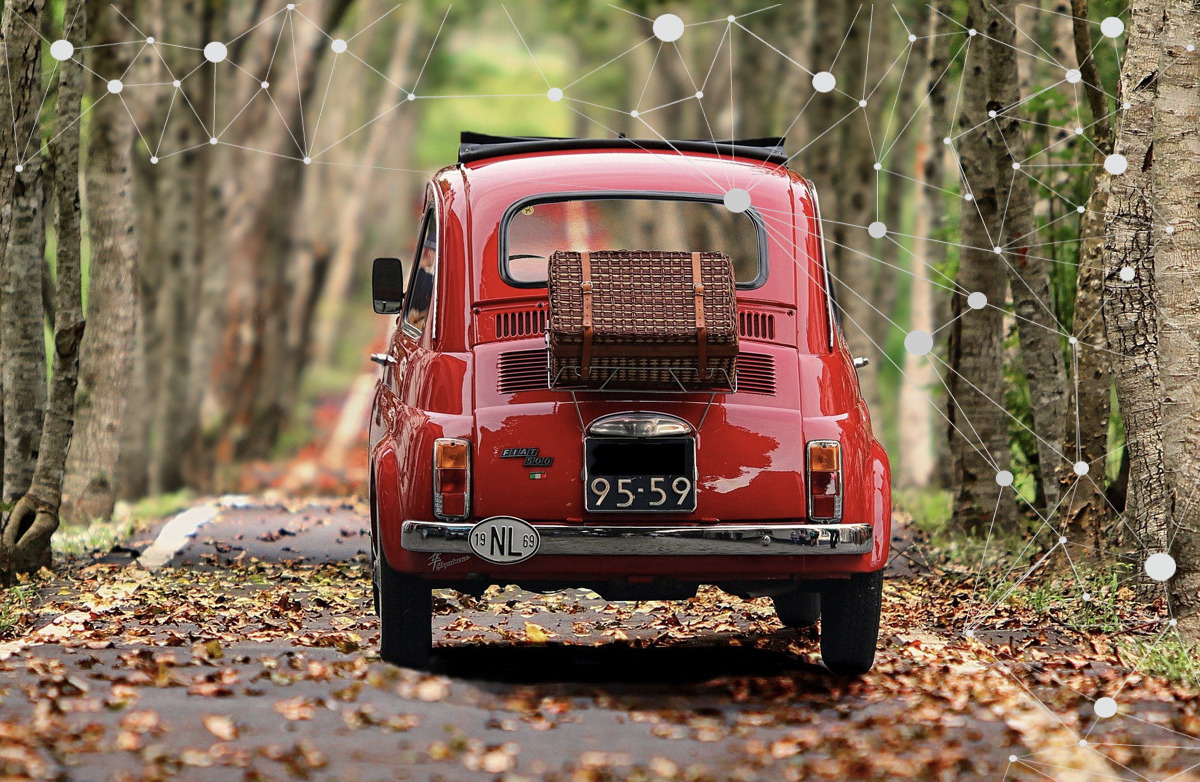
<box><xmin>435</xmin><ymin>439</ymin><xmax>469</xmax><ymax>470</ymax></box>
<box><xmin>808</xmin><ymin>441</ymin><xmax>841</xmax><ymax>472</ymax></box>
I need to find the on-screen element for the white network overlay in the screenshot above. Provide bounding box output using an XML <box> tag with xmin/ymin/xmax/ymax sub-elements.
<box><xmin>8</xmin><ymin>1</ymin><xmax>1200</xmax><ymax>778</ymax></box>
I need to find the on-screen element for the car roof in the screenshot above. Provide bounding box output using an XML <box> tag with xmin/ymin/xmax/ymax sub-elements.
<box><xmin>457</xmin><ymin>131</ymin><xmax>790</xmax><ymax>166</ymax></box>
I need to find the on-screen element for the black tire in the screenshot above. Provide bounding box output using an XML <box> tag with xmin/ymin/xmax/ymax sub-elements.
<box><xmin>376</xmin><ymin>553</ymin><xmax>433</xmax><ymax>669</ymax></box>
<box><xmin>818</xmin><ymin>569</ymin><xmax>884</xmax><ymax>675</ymax></box>
<box><xmin>772</xmin><ymin>589</ymin><xmax>820</xmax><ymax>628</ymax></box>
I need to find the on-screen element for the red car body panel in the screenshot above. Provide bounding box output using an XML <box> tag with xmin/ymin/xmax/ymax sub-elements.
<box><xmin>370</xmin><ymin>146</ymin><xmax>891</xmax><ymax>590</ymax></box>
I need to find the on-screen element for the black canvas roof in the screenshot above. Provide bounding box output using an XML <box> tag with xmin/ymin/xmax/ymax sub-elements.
<box><xmin>458</xmin><ymin>131</ymin><xmax>789</xmax><ymax>165</ymax></box>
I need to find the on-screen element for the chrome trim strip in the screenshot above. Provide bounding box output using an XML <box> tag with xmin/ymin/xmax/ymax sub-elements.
<box><xmin>401</xmin><ymin>521</ymin><xmax>872</xmax><ymax>557</ymax></box>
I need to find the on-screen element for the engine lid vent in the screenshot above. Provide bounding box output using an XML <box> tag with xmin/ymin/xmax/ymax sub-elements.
<box><xmin>496</xmin><ymin>308</ymin><xmax>547</xmax><ymax>340</ymax></box>
<box><xmin>498</xmin><ymin>349</ymin><xmax>549</xmax><ymax>394</ymax></box>
<box><xmin>739</xmin><ymin>311</ymin><xmax>777</xmax><ymax>341</ymax></box>
<box><xmin>735</xmin><ymin>353</ymin><xmax>776</xmax><ymax>395</ymax></box>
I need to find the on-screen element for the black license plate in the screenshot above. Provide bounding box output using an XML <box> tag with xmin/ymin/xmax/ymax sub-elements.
<box><xmin>584</xmin><ymin>437</ymin><xmax>696</xmax><ymax>512</ymax></box>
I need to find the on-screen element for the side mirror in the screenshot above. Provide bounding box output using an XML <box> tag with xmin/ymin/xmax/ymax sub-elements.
<box><xmin>372</xmin><ymin>257</ymin><xmax>405</xmax><ymax>314</ymax></box>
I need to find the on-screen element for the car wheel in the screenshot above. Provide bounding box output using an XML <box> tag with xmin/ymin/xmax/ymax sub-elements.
<box><xmin>772</xmin><ymin>589</ymin><xmax>820</xmax><ymax>628</ymax></box>
<box><xmin>818</xmin><ymin>569</ymin><xmax>884</xmax><ymax>675</ymax></box>
<box><xmin>377</xmin><ymin>553</ymin><xmax>433</xmax><ymax>669</ymax></box>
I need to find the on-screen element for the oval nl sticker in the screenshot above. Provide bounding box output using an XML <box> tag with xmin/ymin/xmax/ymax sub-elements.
<box><xmin>469</xmin><ymin>516</ymin><xmax>540</xmax><ymax>565</ymax></box>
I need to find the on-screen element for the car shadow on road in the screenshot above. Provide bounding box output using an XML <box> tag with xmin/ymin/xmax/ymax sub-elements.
<box><xmin>430</xmin><ymin>633</ymin><xmax>829</xmax><ymax>686</ymax></box>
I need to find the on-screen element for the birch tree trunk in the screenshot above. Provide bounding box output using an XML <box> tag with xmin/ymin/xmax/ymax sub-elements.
<box><xmin>1103</xmin><ymin>0</ymin><xmax>1168</xmax><ymax>552</ymax></box>
<box><xmin>2</xmin><ymin>0</ymin><xmax>86</xmax><ymax>575</ymax></box>
<box><xmin>0</xmin><ymin>0</ymin><xmax>47</xmax><ymax>506</ymax></box>
<box><xmin>1153</xmin><ymin>0</ymin><xmax>1200</xmax><ymax>641</ymax></box>
<box><xmin>985</xmin><ymin>0</ymin><xmax>1071</xmax><ymax>515</ymax></box>
<box><xmin>1061</xmin><ymin>0</ymin><xmax>1114</xmax><ymax>549</ymax></box>
<box><xmin>949</xmin><ymin>0</ymin><xmax>1018</xmax><ymax>532</ymax></box>
<box><xmin>61</xmin><ymin>0</ymin><xmax>140</xmax><ymax>525</ymax></box>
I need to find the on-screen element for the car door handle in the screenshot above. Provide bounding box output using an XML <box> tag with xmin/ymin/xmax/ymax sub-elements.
<box><xmin>371</xmin><ymin>353</ymin><xmax>397</xmax><ymax>366</ymax></box>
<box><xmin>852</xmin><ymin>356</ymin><xmax>870</xmax><ymax>368</ymax></box>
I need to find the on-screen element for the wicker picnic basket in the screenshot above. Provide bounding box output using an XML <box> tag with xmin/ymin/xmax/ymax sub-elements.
<box><xmin>547</xmin><ymin>250</ymin><xmax>739</xmax><ymax>391</ymax></box>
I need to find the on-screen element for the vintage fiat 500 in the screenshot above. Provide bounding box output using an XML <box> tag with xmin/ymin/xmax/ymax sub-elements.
<box><xmin>368</xmin><ymin>133</ymin><xmax>891</xmax><ymax>675</ymax></box>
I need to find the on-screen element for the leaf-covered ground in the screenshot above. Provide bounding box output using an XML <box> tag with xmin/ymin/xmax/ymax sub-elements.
<box><xmin>1</xmin><ymin>501</ymin><xmax>1198</xmax><ymax>781</ymax></box>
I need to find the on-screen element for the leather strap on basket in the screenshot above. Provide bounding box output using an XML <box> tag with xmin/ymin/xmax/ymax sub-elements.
<box><xmin>691</xmin><ymin>252</ymin><xmax>708</xmax><ymax>378</ymax></box>
<box><xmin>580</xmin><ymin>251</ymin><xmax>594</xmax><ymax>377</ymax></box>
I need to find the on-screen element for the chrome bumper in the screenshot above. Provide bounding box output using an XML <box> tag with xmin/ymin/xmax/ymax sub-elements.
<box><xmin>401</xmin><ymin>520</ymin><xmax>873</xmax><ymax>557</ymax></box>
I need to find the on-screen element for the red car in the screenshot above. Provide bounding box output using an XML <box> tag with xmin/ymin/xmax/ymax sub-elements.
<box><xmin>368</xmin><ymin>133</ymin><xmax>891</xmax><ymax>675</ymax></box>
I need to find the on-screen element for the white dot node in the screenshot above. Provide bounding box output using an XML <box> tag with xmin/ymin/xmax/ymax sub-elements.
<box><xmin>107</xmin><ymin>79</ymin><xmax>123</xmax><ymax>94</ymax></box>
<box><xmin>50</xmin><ymin>40</ymin><xmax>74</xmax><ymax>61</ymax></box>
<box><xmin>261</xmin><ymin>81</ymin><xmax>269</xmax><ymax>89</ymax></box>
<box><xmin>858</xmin><ymin>99</ymin><xmax>867</xmax><ymax>108</ymax></box>
<box><xmin>150</xmin><ymin>156</ymin><xmax>158</xmax><ymax>164</ymax></box>
<box><xmin>723</xmin><ymin>188</ymin><xmax>751</xmax><ymax>214</ymax></box>
<box><xmin>1145</xmin><ymin>552</ymin><xmax>1176</xmax><ymax>581</ymax></box>
<box><xmin>988</xmin><ymin>110</ymin><xmax>997</xmax><ymax>118</ymax></box>
<box><xmin>1170</xmin><ymin>618</ymin><xmax>1178</xmax><ymax>627</ymax></box>
<box><xmin>14</xmin><ymin>164</ymin><xmax>23</xmax><ymax>173</ymax></box>
<box><xmin>209</xmin><ymin>137</ymin><xmax>218</xmax><ymax>145</ymax></box>
<box><xmin>407</xmin><ymin>93</ymin><xmax>416</xmax><ymax>101</ymax></box>
<box><xmin>547</xmin><ymin>87</ymin><xmax>563</xmax><ymax>102</ymax></box>
<box><xmin>1009</xmin><ymin>755</ymin><xmax>1018</xmax><ymax>763</ymax></box>
<box><xmin>1094</xmin><ymin>697</ymin><xmax>1117</xmax><ymax>718</ymax></box>
<box><xmin>1012</xmin><ymin>162</ymin><xmax>1021</xmax><ymax>170</ymax></box>
<box><xmin>996</xmin><ymin>470</ymin><xmax>1014</xmax><ymax>487</ymax></box>
<box><xmin>1079</xmin><ymin>739</ymin><xmax>1088</xmax><ymax>747</ymax></box>
<box><xmin>1059</xmin><ymin>535</ymin><xmax>1067</xmax><ymax>545</ymax></box>
<box><xmin>968</xmin><ymin>292</ymin><xmax>987</xmax><ymax>310</ymax></box>
<box><xmin>1119</xmin><ymin>266</ymin><xmax>1136</xmax><ymax>282</ymax></box>
<box><xmin>873</xmin><ymin>162</ymin><xmax>882</xmax><ymax>171</ymax></box>
<box><xmin>1075</xmin><ymin>126</ymin><xmax>1085</xmax><ymax>135</ymax></box>
<box><xmin>287</xmin><ymin>3</ymin><xmax>295</xmax><ymax>9</ymax></box>
<box><xmin>1069</xmin><ymin>336</ymin><xmax>1078</xmax><ymax>345</ymax></box>
<box><xmin>1077</xmin><ymin>205</ymin><xmax>1086</xmax><ymax>214</ymax></box>
<box><xmin>1065</xmin><ymin>68</ymin><xmax>1082</xmax><ymax>84</ymax></box>
<box><xmin>1082</xmin><ymin>593</ymin><xmax>1091</xmax><ymax>601</ymax></box>
<box><xmin>303</xmin><ymin>156</ymin><xmax>312</xmax><ymax>165</ymax></box>
<box><xmin>727</xmin><ymin>15</ymin><xmax>735</xmax><ymax>22</ymax></box>
<box><xmin>868</xmin><ymin>221</ymin><xmax>887</xmax><ymax>238</ymax></box>
<box><xmin>694</xmin><ymin>90</ymin><xmax>703</xmax><ymax>99</ymax></box>
<box><xmin>1101</xmin><ymin>17</ymin><xmax>1125</xmax><ymax>38</ymax></box>
<box><xmin>1074</xmin><ymin>460</ymin><xmax>1089</xmax><ymax>475</ymax></box>
<box><xmin>1189</xmin><ymin>44</ymin><xmax>1196</xmax><ymax>52</ymax></box>
<box><xmin>969</xmin><ymin>28</ymin><xmax>978</xmax><ymax>36</ymax></box>
<box><xmin>964</xmin><ymin>193</ymin><xmax>974</xmax><ymax>201</ymax></box>
<box><xmin>630</xmin><ymin>109</ymin><xmax>639</xmax><ymax>118</ymax></box>
<box><xmin>146</xmin><ymin>37</ymin><xmax>155</xmax><ymax>44</ymax></box>
<box><xmin>812</xmin><ymin>71</ymin><xmax>836</xmax><ymax>93</ymax></box>
<box><xmin>993</xmin><ymin>246</ymin><xmax>1004</xmax><ymax>255</ymax></box>
<box><xmin>172</xmin><ymin>80</ymin><xmax>181</xmax><ymax>88</ymax></box>
<box><xmin>943</xmin><ymin>136</ymin><xmax>952</xmax><ymax>145</ymax></box>
<box><xmin>1105</xmin><ymin>153</ymin><xmax>1128</xmax><ymax>175</ymax></box>
<box><xmin>331</xmin><ymin>38</ymin><xmax>347</xmax><ymax>54</ymax></box>
<box><xmin>908</xmin><ymin>34</ymin><xmax>917</xmax><ymax>42</ymax></box>
<box><xmin>965</xmin><ymin>629</ymin><xmax>975</xmax><ymax>637</ymax></box>
<box><xmin>904</xmin><ymin>330</ymin><xmax>933</xmax><ymax>356</ymax></box>
<box><xmin>204</xmin><ymin>41</ymin><xmax>227</xmax><ymax>63</ymax></box>
<box><xmin>1122</xmin><ymin>101</ymin><xmax>1131</xmax><ymax>109</ymax></box>
<box><xmin>653</xmin><ymin>13</ymin><xmax>685</xmax><ymax>42</ymax></box>
<box><xmin>1166</xmin><ymin>225</ymin><xmax>1176</xmax><ymax>235</ymax></box>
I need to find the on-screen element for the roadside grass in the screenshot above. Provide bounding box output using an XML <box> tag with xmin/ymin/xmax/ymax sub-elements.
<box><xmin>52</xmin><ymin>489</ymin><xmax>193</xmax><ymax>560</ymax></box>
<box><xmin>0</xmin><ymin>583</ymin><xmax>36</xmax><ymax>639</ymax></box>
<box><xmin>1121</xmin><ymin>634</ymin><xmax>1200</xmax><ymax>687</ymax></box>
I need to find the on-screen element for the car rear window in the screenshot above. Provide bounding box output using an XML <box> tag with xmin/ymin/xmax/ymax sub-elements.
<box><xmin>502</xmin><ymin>195</ymin><xmax>767</xmax><ymax>288</ymax></box>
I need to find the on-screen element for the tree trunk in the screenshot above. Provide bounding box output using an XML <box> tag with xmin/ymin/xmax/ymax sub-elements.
<box><xmin>1103</xmin><ymin>0</ymin><xmax>1168</xmax><ymax>553</ymax></box>
<box><xmin>2</xmin><ymin>0</ymin><xmax>86</xmax><ymax>576</ymax></box>
<box><xmin>1153</xmin><ymin>0</ymin><xmax>1200</xmax><ymax>642</ymax></box>
<box><xmin>0</xmin><ymin>0</ymin><xmax>47</xmax><ymax>506</ymax></box>
<box><xmin>1061</xmin><ymin>0</ymin><xmax>1114</xmax><ymax>550</ymax></box>
<box><xmin>948</xmin><ymin>0</ymin><xmax>1018</xmax><ymax>533</ymax></box>
<box><xmin>985</xmin><ymin>0</ymin><xmax>1071</xmax><ymax>515</ymax></box>
<box><xmin>61</xmin><ymin>0</ymin><xmax>140</xmax><ymax>525</ymax></box>
<box><xmin>897</xmin><ymin>2</ymin><xmax>952</xmax><ymax>490</ymax></box>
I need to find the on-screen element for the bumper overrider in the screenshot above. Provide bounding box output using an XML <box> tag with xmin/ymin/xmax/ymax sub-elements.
<box><xmin>401</xmin><ymin>520</ymin><xmax>873</xmax><ymax>557</ymax></box>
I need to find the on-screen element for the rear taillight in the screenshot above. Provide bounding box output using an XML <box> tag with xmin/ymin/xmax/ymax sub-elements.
<box><xmin>433</xmin><ymin>438</ymin><xmax>471</xmax><ymax>520</ymax></box>
<box><xmin>807</xmin><ymin>440</ymin><xmax>842</xmax><ymax>521</ymax></box>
